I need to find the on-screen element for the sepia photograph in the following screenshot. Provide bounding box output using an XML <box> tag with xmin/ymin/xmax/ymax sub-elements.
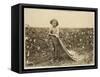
<box><xmin>24</xmin><ymin>8</ymin><xmax>95</xmax><ymax>69</ymax></box>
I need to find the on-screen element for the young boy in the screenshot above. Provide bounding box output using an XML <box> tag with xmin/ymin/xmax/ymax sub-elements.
<box><xmin>49</xmin><ymin>19</ymin><xmax>61</xmax><ymax>63</ymax></box>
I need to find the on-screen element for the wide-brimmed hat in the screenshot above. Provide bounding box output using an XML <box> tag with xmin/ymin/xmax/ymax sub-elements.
<box><xmin>50</xmin><ymin>19</ymin><xmax>59</xmax><ymax>26</ymax></box>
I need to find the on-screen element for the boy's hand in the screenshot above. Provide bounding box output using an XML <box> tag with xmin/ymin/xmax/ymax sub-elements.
<box><xmin>54</xmin><ymin>34</ymin><xmax>59</xmax><ymax>38</ymax></box>
<box><xmin>48</xmin><ymin>33</ymin><xmax>59</xmax><ymax>38</ymax></box>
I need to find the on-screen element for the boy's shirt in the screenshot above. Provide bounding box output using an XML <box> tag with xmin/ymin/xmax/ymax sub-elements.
<box><xmin>49</xmin><ymin>26</ymin><xmax>59</xmax><ymax>37</ymax></box>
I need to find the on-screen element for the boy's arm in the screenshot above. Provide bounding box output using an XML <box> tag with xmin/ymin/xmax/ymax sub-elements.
<box><xmin>48</xmin><ymin>28</ymin><xmax>54</xmax><ymax>36</ymax></box>
<box><xmin>48</xmin><ymin>28</ymin><xmax>53</xmax><ymax>37</ymax></box>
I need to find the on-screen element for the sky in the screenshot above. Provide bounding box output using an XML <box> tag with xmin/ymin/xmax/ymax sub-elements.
<box><xmin>24</xmin><ymin>8</ymin><xmax>94</xmax><ymax>28</ymax></box>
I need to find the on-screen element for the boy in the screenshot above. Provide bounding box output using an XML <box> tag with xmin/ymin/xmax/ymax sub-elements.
<box><xmin>49</xmin><ymin>19</ymin><xmax>61</xmax><ymax>63</ymax></box>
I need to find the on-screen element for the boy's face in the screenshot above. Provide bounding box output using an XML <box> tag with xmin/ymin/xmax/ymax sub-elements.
<box><xmin>52</xmin><ymin>21</ymin><xmax>57</xmax><ymax>27</ymax></box>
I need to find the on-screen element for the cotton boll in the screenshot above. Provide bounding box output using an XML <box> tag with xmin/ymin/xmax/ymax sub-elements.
<box><xmin>45</xmin><ymin>39</ymin><xmax>48</xmax><ymax>42</ymax></box>
<box><xmin>33</xmin><ymin>39</ymin><xmax>36</xmax><ymax>43</ymax></box>
<box><xmin>37</xmin><ymin>46</ymin><xmax>40</xmax><ymax>50</ymax></box>
<box><xmin>25</xmin><ymin>37</ymin><xmax>28</xmax><ymax>40</ymax></box>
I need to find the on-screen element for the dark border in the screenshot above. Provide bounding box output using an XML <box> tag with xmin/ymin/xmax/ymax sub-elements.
<box><xmin>19</xmin><ymin>3</ymin><xmax>98</xmax><ymax>73</ymax></box>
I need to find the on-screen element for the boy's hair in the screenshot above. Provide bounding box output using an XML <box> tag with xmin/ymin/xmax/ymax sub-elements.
<box><xmin>50</xmin><ymin>19</ymin><xmax>59</xmax><ymax>26</ymax></box>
